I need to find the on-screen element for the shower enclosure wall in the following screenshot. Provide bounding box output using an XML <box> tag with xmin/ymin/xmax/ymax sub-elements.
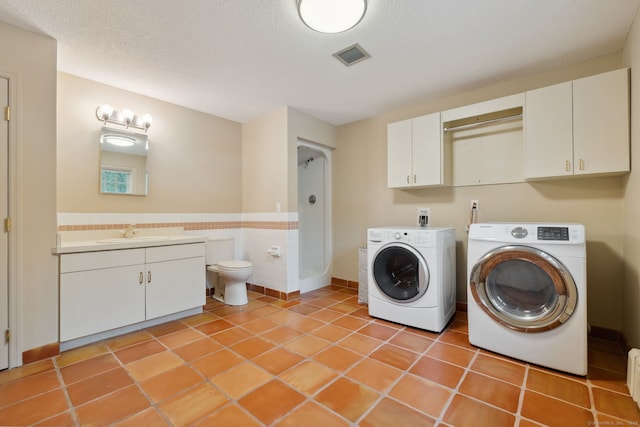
<box><xmin>297</xmin><ymin>141</ymin><xmax>332</xmax><ymax>293</ymax></box>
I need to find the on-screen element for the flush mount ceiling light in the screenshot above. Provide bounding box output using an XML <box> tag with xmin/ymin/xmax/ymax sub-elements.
<box><xmin>96</xmin><ymin>104</ymin><xmax>153</xmax><ymax>132</ymax></box>
<box><xmin>297</xmin><ymin>0</ymin><xmax>366</xmax><ymax>33</ymax></box>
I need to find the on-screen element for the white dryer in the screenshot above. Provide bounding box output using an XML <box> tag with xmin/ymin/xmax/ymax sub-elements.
<box><xmin>367</xmin><ymin>227</ymin><xmax>456</xmax><ymax>332</ymax></box>
<box><xmin>467</xmin><ymin>223</ymin><xmax>587</xmax><ymax>376</ymax></box>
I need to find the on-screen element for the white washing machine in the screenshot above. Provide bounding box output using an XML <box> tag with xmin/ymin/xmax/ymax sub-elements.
<box><xmin>467</xmin><ymin>223</ymin><xmax>587</xmax><ymax>376</ymax></box>
<box><xmin>367</xmin><ymin>227</ymin><xmax>456</xmax><ymax>332</ymax></box>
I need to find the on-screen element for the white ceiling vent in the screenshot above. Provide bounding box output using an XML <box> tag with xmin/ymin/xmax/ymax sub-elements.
<box><xmin>333</xmin><ymin>43</ymin><xmax>370</xmax><ymax>66</ymax></box>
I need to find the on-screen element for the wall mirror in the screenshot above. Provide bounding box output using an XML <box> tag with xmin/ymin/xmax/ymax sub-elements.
<box><xmin>99</xmin><ymin>127</ymin><xmax>148</xmax><ymax>196</ymax></box>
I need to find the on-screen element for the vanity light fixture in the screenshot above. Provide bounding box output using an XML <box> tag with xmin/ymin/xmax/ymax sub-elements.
<box><xmin>96</xmin><ymin>104</ymin><xmax>153</xmax><ymax>132</ymax></box>
<box><xmin>297</xmin><ymin>0</ymin><xmax>366</xmax><ymax>33</ymax></box>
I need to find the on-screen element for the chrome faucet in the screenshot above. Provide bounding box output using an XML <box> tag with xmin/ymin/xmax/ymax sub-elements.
<box><xmin>120</xmin><ymin>224</ymin><xmax>138</xmax><ymax>238</ymax></box>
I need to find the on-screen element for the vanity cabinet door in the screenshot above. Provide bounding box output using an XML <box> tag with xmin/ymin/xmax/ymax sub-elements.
<box><xmin>60</xmin><ymin>251</ymin><xmax>146</xmax><ymax>342</ymax></box>
<box><xmin>145</xmin><ymin>244</ymin><xmax>205</xmax><ymax>320</ymax></box>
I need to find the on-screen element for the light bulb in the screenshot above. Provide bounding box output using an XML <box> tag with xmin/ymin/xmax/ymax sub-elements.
<box><xmin>96</xmin><ymin>104</ymin><xmax>114</xmax><ymax>122</ymax></box>
<box><xmin>122</xmin><ymin>109</ymin><xmax>134</xmax><ymax>126</ymax></box>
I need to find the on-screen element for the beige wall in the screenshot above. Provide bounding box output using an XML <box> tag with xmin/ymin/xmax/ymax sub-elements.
<box><xmin>0</xmin><ymin>22</ymin><xmax>58</xmax><ymax>359</ymax></box>
<box><xmin>57</xmin><ymin>73</ymin><xmax>242</xmax><ymax>213</ymax></box>
<box><xmin>242</xmin><ymin>107</ymin><xmax>337</xmax><ymax>213</ymax></box>
<box><xmin>242</xmin><ymin>107</ymin><xmax>289</xmax><ymax>213</ymax></box>
<box><xmin>332</xmin><ymin>54</ymin><xmax>627</xmax><ymax>331</ymax></box>
<box><xmin>623</xmin><ymin>11</ymin><xmax>640</xmax><ymax>348</ymax></box>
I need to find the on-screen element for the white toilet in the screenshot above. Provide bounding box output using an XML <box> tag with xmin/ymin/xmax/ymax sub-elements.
<box><xmin>205</xmin><ymin>237</ymin><xmax>253</xmax><ymax>306</ymax></box>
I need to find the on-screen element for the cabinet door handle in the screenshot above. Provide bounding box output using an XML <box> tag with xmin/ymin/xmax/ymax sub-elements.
<box><xmin>406</xmin><ymin>175</ymin><xmax>410</xmax><ymax>184</ymax></box>
<box><xmin>413</xmin><ymin>174</ymin><xmax>417</xmax><ymax>184</ymax></box>
<box><xmin>147</xmin><ymin>271</ymin><xmax>152</xmax><ymax>284</ymax></box>
<box><xmin>565</xmin><ymin>160</ymin><xmax>571</xmax><ymax>172</ymax></box>
<box><xmin>139</xmin><ymin>272</ymin><xmax>144</xmax><ymax>285</ymax></box>
<box><xmin>579</xmin><ymin>159</ymin><xmax>585</xmax><ymax>171</ymax></box>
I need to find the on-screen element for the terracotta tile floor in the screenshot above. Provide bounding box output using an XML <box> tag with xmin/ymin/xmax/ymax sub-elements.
<box><xmin>1</xmin><ymin>285</ymin><xmax>640</xmax><ymax>426</ymax></box>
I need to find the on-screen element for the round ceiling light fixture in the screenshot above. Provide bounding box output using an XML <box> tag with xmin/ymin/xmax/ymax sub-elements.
<box><xmin>297</xmin><ymin>0</ymin><xmax>367</xmax><ymax>34</ymax></box>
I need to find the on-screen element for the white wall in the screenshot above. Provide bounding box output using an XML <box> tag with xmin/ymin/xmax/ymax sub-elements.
<box><xmin>622</xmin><ymin>8</ymin><xmax>640</xmax><ymax>348</ymax></box>
<box><xmin>0</xmin><ymin>21</ymin><xmax>58</xmax><ymax>360</ymax></box>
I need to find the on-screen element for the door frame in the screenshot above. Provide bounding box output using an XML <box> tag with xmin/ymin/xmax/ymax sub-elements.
<box><xmin>1</xmin><ymin>69</ymin><xmax>21</xmax><ymax>368</ymax></box>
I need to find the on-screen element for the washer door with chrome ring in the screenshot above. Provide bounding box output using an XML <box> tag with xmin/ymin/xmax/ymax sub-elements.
<box><xmin>372</xmin><ymin>242</ymin><xmax>429</xmax><ymax>303</ymax></box>
<box><xmin>469</xmin><ymin>245</ymin><xmax>578</xmax><ymax>332</ymax></box>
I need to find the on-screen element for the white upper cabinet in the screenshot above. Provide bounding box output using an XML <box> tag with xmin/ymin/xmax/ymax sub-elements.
<box><xmin>525</xmin><ymin>82</ymin><xmax>573</xmax><ymax>178</ymax></box>
<box><xmin>573</xmin><ymin>68</ymin><xmax>630</xmax><ymax>176</ymax></box>
<box><xmin>525</xmin><ymin>68</ymin><xmax>630</xmax><ymax>179</ymax></box>
<box><xmin>387</xmin><ymin>112</ymin><xmax>444</xmax><ymax>188</ymax></box>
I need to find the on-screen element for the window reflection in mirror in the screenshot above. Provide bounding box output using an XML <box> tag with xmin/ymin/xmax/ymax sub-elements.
<box><xmin>99</xmin><ymin>127</ymin><xmax>148</xmax><ymax>196</ymax></box>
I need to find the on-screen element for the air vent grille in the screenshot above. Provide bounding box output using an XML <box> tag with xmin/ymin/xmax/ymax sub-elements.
<box><xmin>333</xmin><ymin>43</ymin><xmax>370</xmax><ymax>66</ymax></box>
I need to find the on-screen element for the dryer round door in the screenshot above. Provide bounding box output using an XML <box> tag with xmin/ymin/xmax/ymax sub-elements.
<box><xmin>469</xmin><ymin>245</ymin><xmax>578</xmax><ymax>332</ymax></box>
<box><xmin>372</xmin><ymin>242</ymin><xmax>429</xmax><ymax>303</ymax></box>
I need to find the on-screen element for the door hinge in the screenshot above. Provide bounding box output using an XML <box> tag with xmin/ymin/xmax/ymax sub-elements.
<box><xmin>4</xmin><ymin>106</ymin><xmax>9</xmax><ymax>121</ymax></box>
<box><xmin>4</xmin><ymin>217</ymin><xmax>10</xmax><ymax>233</ymax></box>
<box><xmin>4</xmin><ymin>329</ymin><xmax>10</xmax><ymax>344</ymax></box>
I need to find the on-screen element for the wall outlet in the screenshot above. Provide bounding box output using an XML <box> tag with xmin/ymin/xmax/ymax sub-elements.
<box><xmin>470</xmin><ymin>200</ymin><xmax>479</xmax><ymax>210</ymax></box>
<box><xmin>417</xmin><ymin>207</ymin><xmax>431</xmax><ymax>227</ymax></box>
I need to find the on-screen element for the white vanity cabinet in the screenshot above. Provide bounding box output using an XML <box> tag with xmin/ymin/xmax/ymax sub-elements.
<box><xmin>60</xmin><ymin>248</ymin><xmax>146</xmax><ymax>342</ymax></box>
<box><xmin>387</xmin><ymin>112</ymin><xmax>444</xmax><ymax>188</ymax></box>
<box><xmin>60</xmin><ymin>243</ymin><xmax>205</xmax><ymax>343</ymax></box>
<box><xmin>525</xmin><ymin>68</ymin><xmax>629</xmax><ymax>179</ymax></box>
<box><xmin>144</xmin><ymin>244</ymin><xmax>205</xmax><ymax>320</ymax></box>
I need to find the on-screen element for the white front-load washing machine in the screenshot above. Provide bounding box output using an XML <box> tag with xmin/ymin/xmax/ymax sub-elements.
<box><xmin>367</xmin><ymin>227</ymin><xmax>456</xmax><ymax>332</ymax></box>
<box><xmin>467</xmin><ymin>223</ymin><xmax>587</xmax><ymax>375</ymax></box>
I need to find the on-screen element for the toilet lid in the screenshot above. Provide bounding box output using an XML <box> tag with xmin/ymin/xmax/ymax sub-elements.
<box><xmin>217</xmin><ymin>260</ymin><xmax>252</xmax><ymax>270</ymax></box>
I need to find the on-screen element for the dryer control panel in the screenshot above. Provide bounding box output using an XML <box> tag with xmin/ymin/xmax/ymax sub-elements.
<box><xmin>469</xmin><ymin>223</ymin><xmax>585</xmax><ymax>244</ymax></box>
<box><xmin>537</xmin><ymin>226</ymin><xmax>570</xmax><ymax>241</ymax></box>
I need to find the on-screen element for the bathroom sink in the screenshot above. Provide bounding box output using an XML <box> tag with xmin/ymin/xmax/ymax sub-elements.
<box><xmin>96</xmin><ymin>236</ymin><xmax>172</xmax><ymax>243</ymax></box>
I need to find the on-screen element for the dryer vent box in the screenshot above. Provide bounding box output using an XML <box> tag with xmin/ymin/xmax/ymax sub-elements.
<box><xmin>417</xmin><ymin>208</ymin><xmax>431</xmax><ymax>227</ymax></box>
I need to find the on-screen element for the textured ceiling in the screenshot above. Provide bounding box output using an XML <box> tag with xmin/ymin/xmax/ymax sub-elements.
<box><xmin>0</xmin><ymin>0</ymin><xmax>638</xmax><ymax>125</ymax></box>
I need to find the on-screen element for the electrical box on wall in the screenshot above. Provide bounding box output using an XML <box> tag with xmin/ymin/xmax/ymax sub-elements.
<box><xmin>417</xmin><ymin>208</ymin><xmax>431</xmax><ymax>227</ymax></box>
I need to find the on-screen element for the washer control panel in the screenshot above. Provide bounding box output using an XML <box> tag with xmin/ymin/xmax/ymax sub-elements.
<box><xmin>368</xmin><ymin>227</ymin><xmax>443</xmax><ymax>247</ymax></box>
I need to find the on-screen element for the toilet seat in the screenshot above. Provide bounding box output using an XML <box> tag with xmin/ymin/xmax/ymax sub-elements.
<box><xmin>217</xmin><ymin>260</ymin><xmax>252</xmax><ymax>270</ymax></box>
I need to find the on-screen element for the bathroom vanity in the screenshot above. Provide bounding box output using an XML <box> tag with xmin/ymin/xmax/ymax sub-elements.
<box><xmin>52</xmin><ymin>231</ymin><xmax>207</xmax><ymax>350</ymax></box>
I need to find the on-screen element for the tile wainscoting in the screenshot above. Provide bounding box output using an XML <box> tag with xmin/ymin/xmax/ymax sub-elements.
<box><xmin>57</xmin><ymin>213</ymin><xmax>300</xmax><ymax>296</ymax></box>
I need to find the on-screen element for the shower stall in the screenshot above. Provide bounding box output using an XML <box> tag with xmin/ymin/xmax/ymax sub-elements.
<box><xmin>297</xmin><ymin>140</ymin><xmax>332</xmax><ymax>293</ymax></box>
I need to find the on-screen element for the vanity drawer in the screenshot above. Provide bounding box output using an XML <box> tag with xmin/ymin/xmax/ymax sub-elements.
<box><xmin>60</xmin><ymin>248</ymin><xmax>146</xmax><ymax>273</ymax></box>
<box><xmin>146</xmin><ymin>243</ymin><xmax>205</xmax><ymax>263</ymax></box>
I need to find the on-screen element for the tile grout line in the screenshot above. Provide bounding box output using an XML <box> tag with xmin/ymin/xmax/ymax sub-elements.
<box><xmin>51</xmin><ymin>354</ymin><xmax>80</xmax><ymax>426</ymax></box>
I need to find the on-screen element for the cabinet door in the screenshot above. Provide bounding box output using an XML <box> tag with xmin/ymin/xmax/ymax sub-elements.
<box><xmin>60</xmin><ymin>264</ymin><xmax>146</xmax><ymax>341</ymax></box>
<box><xmin>524</xmin><ymin>81</ymin><xmax>573</xmax><ymax>179</ymax></box>
<box><xmin>387</xmin><ymin>119</ymin><xmax>413</xmax><ymax>188</ymax></box>
<box><xmin>573</xmin><ymin>68</ymin><xmax>629</xmax><ymax>176</ymax></box>
<box><xmin>145</xmin><ymin>256</ymin><xmax>205</xmax><ymax>320</ymax></box>
<box><xmin>412</xmin><ymin>112</ymin><xmax>443</xmax><ymax>186</ymax></box>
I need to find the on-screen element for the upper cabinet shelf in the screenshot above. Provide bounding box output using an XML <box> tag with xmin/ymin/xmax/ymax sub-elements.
<box><xmin>386</xmin><ymin>68</ymin><xmax>630</xmax><ymax>189</ymax></box>
<box><xmin>525</xmin><ymin>68</ymin><xmax>630</xmax><ymax>180</ymax></box>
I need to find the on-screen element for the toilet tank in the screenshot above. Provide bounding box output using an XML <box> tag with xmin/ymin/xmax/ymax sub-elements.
<box><xmin>205</xmin><ymin>237</ymin><xmax>235</xmax><ymax>264</ymax></box>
